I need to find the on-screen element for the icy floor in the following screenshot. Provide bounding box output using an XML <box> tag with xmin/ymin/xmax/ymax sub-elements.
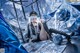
<box><xmin>0</xmin><ymin>38</ymin><xmax>80</xmax><ymax>53</ymax></box>
<box><xmin>23</xmin><ymin>40</ymin><xmax>66</xmax><ymax>53</ymax></box>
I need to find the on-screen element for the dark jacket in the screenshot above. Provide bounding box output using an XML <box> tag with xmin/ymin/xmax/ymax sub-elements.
<box><xmin>27</xmin><ymin>22</ymin><xmax>50</xmax><ymax>42</ymax></box>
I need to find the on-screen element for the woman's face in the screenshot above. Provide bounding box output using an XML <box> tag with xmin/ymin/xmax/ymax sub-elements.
<box><xmin>30</xmin><ymin>15</ymin><xmax>38</xmax><ymax>26</ymax></box>
<box><xmin>32</xmin><ymin>18</ymin><xmax>37</xmax><ymax>23</ymax></box>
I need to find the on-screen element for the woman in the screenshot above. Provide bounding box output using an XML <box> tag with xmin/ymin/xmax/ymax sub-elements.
<box><xmin>27</xmin><ymin>11</ymin><xmax>49</xmax><ymax>42</ymax></box>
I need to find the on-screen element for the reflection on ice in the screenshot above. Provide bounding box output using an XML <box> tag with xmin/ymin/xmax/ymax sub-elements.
<box><xmin>23</xmin><ymin>40</ymin><xmax>66</xmax><ymax>53</ymax></box>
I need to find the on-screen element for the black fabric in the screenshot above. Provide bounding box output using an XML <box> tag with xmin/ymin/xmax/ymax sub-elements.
<box><xmin>27</xmin><ymin>22</ymin><xmax>41</xmax><ymax>42</ymax></box>
<box><xmin>27</xmin><ymin>22</ymin><xmax>50</xmax><ymax>42</ymax></box>
<box><xmin>27</xmin><ymin>22</ymin><xmax>41</xmax><ymax>38</ymax></box>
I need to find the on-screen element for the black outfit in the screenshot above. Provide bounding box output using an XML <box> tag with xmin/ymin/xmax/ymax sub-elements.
<box><xmin>27</xmin><ymin>22</ymin><xmax>41</xmax><ymax>42</ymax></box>
<box><xmin>27</xmin><ymin>22</ymin><xmax>50</xmax><ymax>42</ymax></box>
<box><xmin>26</xmin><ymin>22</ymin><xmax>70</xmax><ymax>42</ymax></box>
